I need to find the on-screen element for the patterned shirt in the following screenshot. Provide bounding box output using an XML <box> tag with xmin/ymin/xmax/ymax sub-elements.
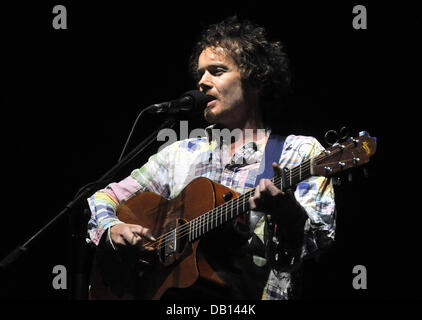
<box><xmin>87</xmin><ymin>125</ymin><xmax>336</xmax><ymax>300</ymax></box>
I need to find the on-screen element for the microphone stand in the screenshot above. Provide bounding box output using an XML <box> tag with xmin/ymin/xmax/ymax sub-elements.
<box><xmin>0</xmin><ymin>116</ymin><xmax>176</xmax><ymax>299</ymax></box>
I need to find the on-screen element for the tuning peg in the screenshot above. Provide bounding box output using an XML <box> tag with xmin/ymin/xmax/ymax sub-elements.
<box><xmin>348</xmin><ymin>137</ymin><xmax>359</xmax><ymax>146</ymax></box>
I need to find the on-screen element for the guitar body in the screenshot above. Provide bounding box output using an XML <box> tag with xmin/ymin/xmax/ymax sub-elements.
<box><xmin>89</xmin><ymin>177</ymin><xmax>241</xmax><ymax>300</ymax></box>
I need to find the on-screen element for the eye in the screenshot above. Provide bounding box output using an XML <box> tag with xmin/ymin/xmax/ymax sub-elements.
<box><xmin>210</xmin><ymin>66</ymin><xmax>227</xmax><ymax>76</ymax></box>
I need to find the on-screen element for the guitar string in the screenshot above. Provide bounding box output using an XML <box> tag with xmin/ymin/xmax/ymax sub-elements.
<box><xmin>159</xmin><ymin>143</ymin><xmax>359</xmax><ymax>248</ymax></box>
<box><xmin>144</xmin><ymin>190</ymin><xmax>254</xmax><ymax>249</ymax></box>
<box><xmin>143</xmin><ymin>155</ymin><xmax>327</xmax><ymax>249</ymax></box>
<box><xmin>143</xmin><ymin>148</ymin><xmax>343</xmax><ymax>249</ymax></box>
<box><xmin>142</xmin><ymin>163</ymin><xmax>309</xmax><ymax>249</ymax></box>
<box><xmin>142</xmin><ymin>159</ymin><xmax>309</xmax><ymax>249</ymax></box>
<box><xmin>144</xmin><ymin>162</ymin><xmax>314</xmax><ymax>249</ymax></box>
<box><xmin>143</xmin><ymin>158</ymin><xmax>319</xmax><ymax>249</ymax></box>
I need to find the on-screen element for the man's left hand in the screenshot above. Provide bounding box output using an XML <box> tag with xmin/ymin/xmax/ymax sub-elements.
<box><xmin>249</xmin><ymin>162</ymin><xmax>305</xmax><ymax>224</ymax></box>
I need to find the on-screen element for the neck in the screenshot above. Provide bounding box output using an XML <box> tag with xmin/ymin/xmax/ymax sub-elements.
<box><xmin>226</xmin><ymin>103</ymin><xmax>264</xmax><ymax>130</ymax></box>
<box><xmin>218</xmin><ymin>109</ymin><xmax>268</xmax><ymax>157</ymax></box>
<box><xmin>225</xmin><ymin>106</ymin><xmax>267</xmax><ymax>141</ymax></box>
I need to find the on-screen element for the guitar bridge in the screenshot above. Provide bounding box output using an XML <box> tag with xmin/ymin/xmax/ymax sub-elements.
<box><xmin>163</xmin><ymin>229</ymin><xmax>176</xmax><ymax>259</ymax></box>
<box><xmin>158</xmin><ymin>218</ymin><xmax>188</xmax><ymax>266</ymax></box>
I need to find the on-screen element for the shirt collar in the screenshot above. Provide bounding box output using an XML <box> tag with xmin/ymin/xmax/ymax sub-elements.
<box><xmin>205</xmin><ymin>124</ymin><xmax>271</xmax><ymax>166</ymax></box>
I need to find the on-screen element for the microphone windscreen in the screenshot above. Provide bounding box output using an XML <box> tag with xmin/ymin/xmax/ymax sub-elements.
<box><xmin>182</xmin><ymin>90</ymin><xmax>215</xmax><ymax>110</ymax></box>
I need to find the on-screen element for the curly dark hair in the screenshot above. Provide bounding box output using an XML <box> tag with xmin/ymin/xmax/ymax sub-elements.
<box><xmin>189</xmin><ymin>16</ymin><xmax>292</xmax><ymax>131</ymax></box>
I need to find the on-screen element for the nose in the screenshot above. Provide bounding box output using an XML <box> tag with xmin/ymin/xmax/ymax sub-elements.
<box><xmin>198</xmin><ymin>71</ymin><xmax>212</xmax><ymax>93</ymax></box>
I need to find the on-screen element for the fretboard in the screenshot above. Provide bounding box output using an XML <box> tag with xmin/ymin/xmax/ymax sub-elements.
<box><xmin>188</xmin><ymin>158</ymin><xmax>312</xmax><ymax>242</ymax></box>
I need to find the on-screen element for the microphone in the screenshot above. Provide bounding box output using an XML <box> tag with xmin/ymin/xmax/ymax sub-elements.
<box><xmin>147</xmin><ymin>90</ymin><xmax>215</xmax><ymax>114</ymax></box>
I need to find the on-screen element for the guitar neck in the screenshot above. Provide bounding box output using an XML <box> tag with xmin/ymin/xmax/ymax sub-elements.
<box><xmin>188</xmin><ymin>158</ymin><xmax>312</xmax><ymax>242</ymax></box>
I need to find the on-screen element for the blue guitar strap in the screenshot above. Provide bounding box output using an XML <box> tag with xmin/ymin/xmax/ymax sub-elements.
<box><xmin>254</xmin><ymin>133</ymin><xmax>286</xmax><ymax>187</ymax></box>
<box><xmin>249</xmin><ymin>133</ymin><xmax>286</xmax><ymax>232</ymax></box>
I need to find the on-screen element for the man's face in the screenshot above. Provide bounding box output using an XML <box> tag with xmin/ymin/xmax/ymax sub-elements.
<box><xmin>197</xmin><ymin>46</ymin><xmax>254</xmax><ymax>128</ymax></box>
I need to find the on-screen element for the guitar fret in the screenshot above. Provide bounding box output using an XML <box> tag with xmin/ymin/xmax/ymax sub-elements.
<box><xmin>190</xmin><ymin>219</ymin><xmax>193</xmax><ymax>241</ymax></box>
<box><xmin>289</xmin><ymin>170</ymin><xmax>292</xmax><ymax>187</ymax></box>
<box><xmin>205</xmin><ymin>212</ymin><xmax>208</xmax><ymax>233</ymax></box>
<box><xmin>220</xmin><ymin>203</ymin><xmax>223</xmax><ymax>223</ymax></box>
<box><xmin>196</xmin><ymin>216</ymin><xmax>199</xmax><ymax>239</ymax></box>
<box><xmin>199</xmin><ymin>215</ymin><xmax>203</xmax><ymax>237</ymax></box>
<box><xmin>191</xmin><ymin>219</ymin><xmax>194</xmax><ymax>241</ymax></box>
<box><xmin>215</xmin><ymin>207</ymin><xmax>218</xmax><ymax>228</ymax></box>
<box><xmin>299</xmin><ymin>164</ymin><xmax>301</xmax><ymax>181</ymax></box>
<box><xmin>215</xmin><ymin>208</ymin><xmax>218</xmax><ymax>228</ymax></box>
<box><xmin>242</xmin><ymin>195</ymin><xmax>245</xmax><ymax>212</ymax></box>
<box><xmin>200</xmin><ymin>215</ymin><xmax>203</xmax><ymax>236</ymax></box>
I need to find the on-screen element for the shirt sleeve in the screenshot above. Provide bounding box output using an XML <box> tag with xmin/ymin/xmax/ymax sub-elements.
<box><xmin>293</xmin><ymin>138</ymin><xmax>336</xmax><ymax>258</ymax></box>
<box><xmin>86</xmin><ymin>146</ymin><xmax>172</xmax><ymax>245</ymax></box>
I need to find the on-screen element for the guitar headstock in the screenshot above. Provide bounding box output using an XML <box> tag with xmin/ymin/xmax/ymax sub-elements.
<box><xmin>311</xmin><ymin>131</ymin><xmax>377</xmax><ymax>177</ymax></box>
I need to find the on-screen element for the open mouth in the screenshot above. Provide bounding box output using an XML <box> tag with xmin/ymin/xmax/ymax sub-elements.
<box><xmin>206</xmin><ymin>99</ymin><xmax>217</xmax><ymax>108</ymax></box>
<box><xmin>205</xmin><ymin>94</ymin><xmax>217</xmax><ymax>108</ymax></box>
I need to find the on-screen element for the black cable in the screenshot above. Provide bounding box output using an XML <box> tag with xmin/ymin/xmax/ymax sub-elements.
<box><xmin>73</xmin><ymin>105</ymin><xmax>154</xmax><ymax>200</ymax></box>
<box><xmin>118</xmin><ymin>105</ymin><xmax>154</xmax><ymax>163</ymax></box>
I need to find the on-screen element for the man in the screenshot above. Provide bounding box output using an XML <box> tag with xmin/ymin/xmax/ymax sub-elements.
<box><xmin>87</xmin><ymin>16</ymin><xmax>336</xmax><ymax>300</ymax></box>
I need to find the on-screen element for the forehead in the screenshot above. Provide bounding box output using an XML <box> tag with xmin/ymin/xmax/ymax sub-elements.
<box><xmin>197</xmin><ymin>46</ymin><xmax>237</xmax><ymax>69</ymax></box>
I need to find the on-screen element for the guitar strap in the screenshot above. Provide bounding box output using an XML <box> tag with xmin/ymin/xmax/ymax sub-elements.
<box><xmin>248</xmin><ymin>133</ymin><xmax>286</xmax><ymax>232</ymax></box>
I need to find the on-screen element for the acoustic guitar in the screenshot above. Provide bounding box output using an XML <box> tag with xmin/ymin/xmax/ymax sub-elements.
<box><xmin>89</xmin><ymin>131</ymin><xmax>377</xmax><ymax>299</ymax></box>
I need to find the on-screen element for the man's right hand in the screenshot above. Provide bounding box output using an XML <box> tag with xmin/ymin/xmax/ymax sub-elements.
<box><xmin>108</xmin><ymin>223</ymin><xmax>157</xmax><ymax>264</ymax></box>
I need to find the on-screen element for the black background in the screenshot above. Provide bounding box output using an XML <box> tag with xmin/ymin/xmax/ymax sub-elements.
<box><xmin>1</xmin><ymin>0</ymin><xmax>420</xmax><ymax>304</ymax></box>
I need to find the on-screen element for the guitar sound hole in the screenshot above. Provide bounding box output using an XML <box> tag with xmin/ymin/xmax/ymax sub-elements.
<box><xmin>176</xmin><ymin>218</ymin><xmax>188</xmax><ymax>254</ymax></box>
